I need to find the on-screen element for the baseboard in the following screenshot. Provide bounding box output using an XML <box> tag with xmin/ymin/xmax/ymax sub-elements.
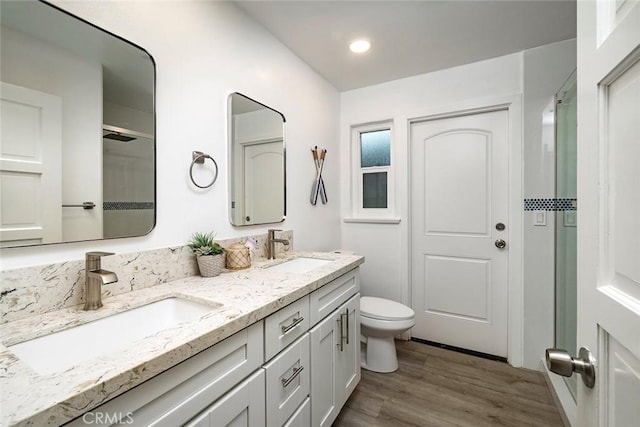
<box><xmin>410</xmin><ymin>338</ymin><xmax>508</xmax><ymax>363</ymax></box>
<box><xmin>540</xmin><ymin>359</ymin><xmax>576</xmax><ymax>427</ymax></box>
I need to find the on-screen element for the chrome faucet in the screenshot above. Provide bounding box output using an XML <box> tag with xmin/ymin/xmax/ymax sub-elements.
<box><xmin>267</xmin><ymin>229</ymin><xmax>289</xmax><ymax>260</ymax></box>
<box><xmin>84</xmin><ymin>251</ymin><xmax>118</xmax><ymax>310</ymax></box>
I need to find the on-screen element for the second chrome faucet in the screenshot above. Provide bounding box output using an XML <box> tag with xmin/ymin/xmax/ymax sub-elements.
<box><xmin>267</xmin><ymin>229</ymin><xmax>289</xmax><ymax>260</ymax></box>
<box><xmin>84</xmin><ymin>252</ymin><xmax>118</xmax><ymax>310</ymax></box>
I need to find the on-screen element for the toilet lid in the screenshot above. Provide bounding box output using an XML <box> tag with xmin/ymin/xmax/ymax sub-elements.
<box><xmin>360</xmin><ymin>296</ymin><xmax>415</xmax><ymax>321</ymax></box>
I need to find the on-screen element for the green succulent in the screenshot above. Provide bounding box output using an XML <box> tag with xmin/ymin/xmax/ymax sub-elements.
<box><xmin>188</xmin><ymin>231</ymin><xmax>224</xmax><ymax>256</ymax></box>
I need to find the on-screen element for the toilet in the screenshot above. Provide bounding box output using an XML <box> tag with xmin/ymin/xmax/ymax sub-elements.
<box><xmin>360</xmin><ymin>296</ymin><xmax>415</xmax><ymax>373</ymax></box>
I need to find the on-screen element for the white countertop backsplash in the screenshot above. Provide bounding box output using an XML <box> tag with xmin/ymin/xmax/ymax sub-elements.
<box><xmin>0</xmin><ymin>244</ymin><xmax>363</xmax><ymax>426</ymax></box>
<box><xmin>0</xmin><ymin>231</ymin><xmax>293</xmax><ymax>325</ymax></box>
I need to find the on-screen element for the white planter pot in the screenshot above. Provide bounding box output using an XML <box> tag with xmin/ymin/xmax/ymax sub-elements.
<box><xmin>196</xmin><ymin>254</ymin><xmax>224</xmax><ymax>277</ymax></box>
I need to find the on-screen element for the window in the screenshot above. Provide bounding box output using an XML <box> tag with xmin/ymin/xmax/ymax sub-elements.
<box><xmin>349</xmin><ymin>121</ymin><xmax>397</xmax><ymax>222</ymax></box>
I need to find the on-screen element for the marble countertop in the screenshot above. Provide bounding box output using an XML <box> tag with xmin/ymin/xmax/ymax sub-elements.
<box><xmin>0</xmin><ymin>251</ymin><xmax>364</xmax><ymax>426</ymax></box>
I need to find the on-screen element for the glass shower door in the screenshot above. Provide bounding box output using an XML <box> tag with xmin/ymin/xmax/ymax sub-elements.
<box><xmin>554</xmin><ymin>71</ymin><xmax>577</xmax><ymax>399</ymax></box>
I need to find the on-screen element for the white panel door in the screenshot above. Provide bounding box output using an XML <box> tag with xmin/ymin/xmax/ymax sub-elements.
<box><xmin>244</xmin><ymin>140</ymin><xmax>284</xmax><ymax>224</ymax></box>
<box><xmin>411</xmin><ymin>109</ymin><xmax>508</xmax><ymax>357</ymax></box>
<box><xmin>0</xmin><ymin>82</ymin><xmax>61</xmax><ymax>246</ymax></box>
<box><xmin>575</xmin><ymin>1</ymin><xmax>640</xmax><ymax>426</ymax></box>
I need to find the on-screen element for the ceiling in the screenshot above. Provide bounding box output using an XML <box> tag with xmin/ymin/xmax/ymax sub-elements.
<box><xmin>234</xmin><ymin>0</ymin><xmax>577</xmax><ymax>92</ymax></box>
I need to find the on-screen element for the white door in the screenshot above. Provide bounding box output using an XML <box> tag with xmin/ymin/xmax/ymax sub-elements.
<box><xmin>411</xmin><ymin>109</ymin><xmax>509</xmax><ymax>357</ymax></box>
<box><xmin>574</xmin><ymin>1</ymin><xmax>640</xmax><ymax>425</ymax></box>
<box><xmin>0</xmin><ymin>82</ymin><xmax>61</xmax><ymax>246</ymax></box>
<box><xmin>243</xmin><ymin>140</ymin><xmax>284</xmax><ymax>225</ymax></box>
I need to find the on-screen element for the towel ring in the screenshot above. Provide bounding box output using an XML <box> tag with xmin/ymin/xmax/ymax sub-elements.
<box><xmin>190</xmin><ymin>151</ymin><xmax>218</xmax><ymax>189</ymax></box>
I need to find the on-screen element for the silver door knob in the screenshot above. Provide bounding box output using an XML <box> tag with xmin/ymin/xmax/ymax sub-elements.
<box><xmin>495</xmin><ymin>239</ymin><xmax>506</xmax><ymax>249</ymax></box>
<box><xmin>545</xmin><ymin>347</ymin><xmax>596</xmax><ymax>388</ymax></box>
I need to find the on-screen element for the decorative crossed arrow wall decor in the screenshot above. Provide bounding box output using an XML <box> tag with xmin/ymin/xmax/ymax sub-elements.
<box><xmin>310</xmin><ymin>146</ymin><xmax>327</xmax><ymax>205</ymax></box>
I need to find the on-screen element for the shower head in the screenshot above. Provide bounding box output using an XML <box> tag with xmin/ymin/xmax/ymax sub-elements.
<box><xmin>103</xmin><ymin>132</ymin><xmax>136</xmax><ymax>142</ymax></box>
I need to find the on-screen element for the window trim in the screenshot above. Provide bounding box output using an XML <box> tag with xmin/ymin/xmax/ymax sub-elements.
<box><xmin>349</xmin><ymin>120</ymin><xmax>396</xmax><ymax>220</ymax></box>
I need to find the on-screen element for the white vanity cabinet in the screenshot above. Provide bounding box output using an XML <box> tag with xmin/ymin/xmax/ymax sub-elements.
<box><xmin>308</xmin><ymin>268</ymin><xmax>361</xmax><ymax>427</ymax></box>
<box><xmin>67</xmin><ymin>266</ymin><xmax>360</xmax><ymax>427</ymax></box>
<box><xmin>265</xmin><ymin>267</ymin><xmax>360</xmax><ymax>427</ymax></box>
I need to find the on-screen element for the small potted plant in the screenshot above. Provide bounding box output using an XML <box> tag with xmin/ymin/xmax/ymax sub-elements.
<box><xmin>188</xmin><ymin>231</ymin><xmax>225</xmax><ymax>277</ymax></box>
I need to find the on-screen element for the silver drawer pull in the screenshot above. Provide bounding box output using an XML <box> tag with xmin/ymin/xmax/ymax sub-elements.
<box><xmin>337</xmin><ymin>317</ymin><xmax>344</xmax><ymax>351</ymax></box>
<box><xmin>281</xmin><ymin>365</ymin><xmax>304</xmax><ymax>388</ymax></box>
<box><xmin>281</xmin><ymin>316</ymin><xmax>304</xmax><ymax>334</ymax></box>
<box><xmin>344</xmin><ymin>308</ymin><xmax>350</xmax><ymax>345</ymax></box>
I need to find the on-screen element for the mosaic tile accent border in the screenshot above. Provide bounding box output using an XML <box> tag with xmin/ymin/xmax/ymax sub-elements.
<box><xmin>104</xmin><ymin>201</ymin><xmax>154</xmax><ymax>211</ymax></box>
<box><xmin>524</xmin><ymin>198</ymin><xmax>577</xmax><ymax>211</ymax></box>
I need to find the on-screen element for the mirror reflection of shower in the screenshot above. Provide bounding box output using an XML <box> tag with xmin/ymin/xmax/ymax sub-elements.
<box><xmin>102</xmin><ymin>125</ymin><xmax>155</xmax><ymax>239</ymax></box>
<box><xmin>554</xmin><ymin>71</ymin><xmax>577</xmax><ymax>400</ymax></box>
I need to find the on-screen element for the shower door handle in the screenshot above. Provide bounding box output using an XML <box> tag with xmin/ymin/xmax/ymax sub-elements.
<box><xmin>495</xmin><ymin>239</ymin><xmax>507</xmax><ymax>249</ymax></box>
<box><xmin>545</xmin><ymin>347</ymin><xmax>596</xmax><ymax>388</ymax></box>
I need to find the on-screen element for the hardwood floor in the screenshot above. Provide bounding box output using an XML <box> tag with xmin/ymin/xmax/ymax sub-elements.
<box><xmin>334</xmin><ymin>340</ymin><xmax>564</xmax><ymax>427</ymax></box>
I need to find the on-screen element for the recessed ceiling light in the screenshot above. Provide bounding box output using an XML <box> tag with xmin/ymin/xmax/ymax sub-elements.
<box><xmin>349</xmin><ymin>39</ymin><xmax>371</xmax><ymax>54</ymax></box>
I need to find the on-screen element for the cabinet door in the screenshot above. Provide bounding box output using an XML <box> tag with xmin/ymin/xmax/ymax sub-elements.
<box><xmin>336</xmin><ymin>294</ymin><xmax>360</xmax><ymax>406</ymax></box>
<box><xmin>309</xmin><ymin>310</ymin><xmax>339</xmax><ymax>427</ymax></box>
<box><xmin>310</xmin><ymin>294</ymin><xmax>361</xmax><ymax>427</ymax></box>
<box><xmin>185</xmin><ymin>369</ymin><xmax>265</xmax><ymax>427</ymax></box>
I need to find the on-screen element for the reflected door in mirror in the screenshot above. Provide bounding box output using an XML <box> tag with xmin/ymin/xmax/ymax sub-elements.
<box><xmin>244</xmin><ymin>141</ymin><xmax>284</xmax><ymax>224</ymax></box>
<box><xmin>0</xmin><ymin>83</ymin><xmax>62</xmax><ymax>246</ymax></box>
<box><xmin>0</xmin><ymin>1</ymin><xmax>156</xmax><ymax>247</ymax></box>
<box><xmin>228</xmin><ymin>93</ymin><xmax>285</xmax><ymax>226</ymax></box>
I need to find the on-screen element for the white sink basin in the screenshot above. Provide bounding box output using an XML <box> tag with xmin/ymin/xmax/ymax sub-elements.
<box><xmin>266</xmin><ymin>257</ymin><xmax>331</xmax><ymax>273</ymax></box>
<box><xmin>8</xmin><ymin>297</ymin><xmax>220</xmax><ymax>375</ymax></box>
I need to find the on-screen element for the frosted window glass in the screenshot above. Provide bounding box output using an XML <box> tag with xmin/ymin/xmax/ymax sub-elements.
<box><xmin>363</xmin><ymin>172</ymin><xmax>387</xmax><ymax>208</ymax></box>
<box><xmin>360</xmin><ymin>130</ymin><xmax>390</xmax><ymax>167</ymax></box>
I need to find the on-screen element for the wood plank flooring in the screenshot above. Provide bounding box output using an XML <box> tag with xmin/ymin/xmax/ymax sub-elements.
<box><xmin>334</xmin><ymin>340</ymin><xmax>564</xmax><ymax>427</ymax></box>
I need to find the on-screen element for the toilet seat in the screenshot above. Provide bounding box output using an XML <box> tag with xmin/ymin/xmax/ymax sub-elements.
<box><xmin>360</xmin><ymin>296</ymin><xmax>414</xmax><ymax>321</ymax></box>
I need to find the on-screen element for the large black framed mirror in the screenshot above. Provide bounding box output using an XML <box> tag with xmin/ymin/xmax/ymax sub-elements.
<box><xmin>228</xmin><ymin>93</ymin><xmax>286</xmax><ymax>226</ymax></box>
<box><xmin>0</xmin><ymin>1</ymin><xmax>155</xmax><ymax>248</ymax></box>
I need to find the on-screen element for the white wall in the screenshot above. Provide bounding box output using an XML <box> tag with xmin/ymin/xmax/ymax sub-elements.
<box><xmin>1</xmin><ymin>1</ymin><xmax>341</xmax><ymax>269</ymax></box>
<box><xmin>340</xmin><ymin>40</ymin><xmax>576</xmax><ymax>369</ymax></box>
<box><xmin>1</xmin><ymin>24</ymin><xmax>103</xmax><ymax>242</ymax></box>
<box><xmin>104</xmin><ymin>101</ymin><xmax>153</xmax><ymax>136</ymax></box>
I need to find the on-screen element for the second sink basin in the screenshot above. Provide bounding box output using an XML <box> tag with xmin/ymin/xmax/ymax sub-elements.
<box><xmin>8</xmin><ymin>297</ymin><xmax>221</xmax><ymax>375</ymax></box>
<box><xmin>266</xmin><ymin>257</ymin><xmax>331</xmax><ymax>273</ymax></box>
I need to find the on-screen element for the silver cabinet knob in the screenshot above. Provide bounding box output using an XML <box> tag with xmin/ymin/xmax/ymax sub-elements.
<box><xmin>545</xmin><ymin>347</ymin><xmax>596</xmax><ymax>388</ymax></box>
<box><xmin>495</xmin><ymin>239</ymin><xmax>507</xmax><ymax>249</ymax></box>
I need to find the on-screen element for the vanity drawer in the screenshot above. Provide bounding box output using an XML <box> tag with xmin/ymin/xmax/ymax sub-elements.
<box><xmin>264</xmin><ymin>333</ymin><xmax>310</xmax><ymax>427</ymax></box>
<box><xmin>265</xmin><ymin>295</ymin><xmax>310</xmax><ymax>361</ymax></box>
<box><xmin>309</xmin><ymin>268</ymin><xmax>359</xmax><ymax>326</ymax></box>
<box><xmin>68</xmin><ymin>321</ymin><xmax>264</xmax><ymax>427</ymax></box>
<box><xmin>283</xmin><ymin>397</ymin><xmax>310</xmax><ymax>427</ymax></box>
